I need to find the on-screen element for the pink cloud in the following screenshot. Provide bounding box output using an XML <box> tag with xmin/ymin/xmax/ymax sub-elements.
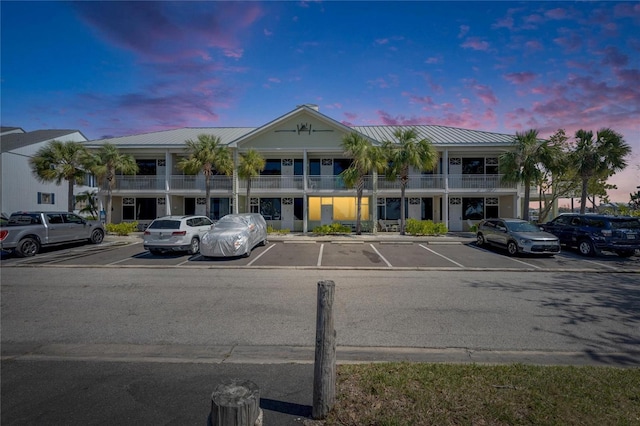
<box><xmin>525</xmin><ymin>40</ymin><xmax>543</xmax><ymax>51</ymax></box>
<box><xmin>601</xmin><ymin>46</ymin><xmax>629</xmax><ymax>67</ymax></box>
<box><xmin>614</xmin><ymin>2</ymin><xmax>640</xmax><ymax>19</ymax></box>
<box><xmin>553</xmin><ymin>28</ymin><xmax>582</xmax><ymax>52</ymax></box>
<box><xmin>461</xmin><ymin>37</ymin><xmax>490</xmax><ymax>51</ymax></box>
<box><xmin>545</xmin><ymin>8</ymin><xmax>569</xmax><ymax>20</ymax></box>
<box><xmin>467</xmin><ymin>82</ymin><xmax>498</xmax><ymax>106</ymax></box>
<box><xmin>503</xmin><ymin>72</ymin><xmax>537</xmax><ymax>85</ymax></box>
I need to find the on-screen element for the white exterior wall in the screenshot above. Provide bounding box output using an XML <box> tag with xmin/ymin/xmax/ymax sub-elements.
<box><xmin>0</xmin><ymin>131</ymin><xmax>87</xmax><ymax>215</ymax></box>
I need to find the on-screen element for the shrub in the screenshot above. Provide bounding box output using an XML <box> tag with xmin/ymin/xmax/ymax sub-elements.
<box><xmin>404</xmin><ymin>218</ymin><xmax>448</xmax><ymax>236</ymax></box>
<box><xmin>267</xmin><ymin>225</ymin><xmax>290</xmax><ymax>234</ymax></box>
<box><xmin>313</xmin><ymin>222</ymin><xmax>351</xmax><ymax>235</ymax></box>
<box><xmin>105</xmin><ymin>221</ymin><xmax>138</xmax><ymax>236</ymax></box>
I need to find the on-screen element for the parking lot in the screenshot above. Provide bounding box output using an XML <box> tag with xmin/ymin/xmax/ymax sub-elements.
<box><xmin>2</xmin><ymin>236</ymin><xmax>639</xmax><ymax>272</ymax></box>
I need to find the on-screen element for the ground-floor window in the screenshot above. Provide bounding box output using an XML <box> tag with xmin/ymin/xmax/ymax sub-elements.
<box><xmin>377</xmin><ymin>197</ymin><xmax>433</xmax><ymax>220</ymax></box>
<box><xmin>462</xmin><ymin>197</ymin><xmax>499</xmax><ymax>220</ymax></box>
<box><xmin>260</xmin><ymin>198</ymin><xmax>282</xmax><ymax>219</ymax></box>
<box><xmin>123</xmin><ymin>197</ymin><xmax>157</xmax><ymax>221</ymax></box>
<box><xmin>308</xmin><ymin>196</ymin><xmax>369</xmax><ymax>221</ymax></box>
<box><xmin>210</xmin><ymin>198</ymin><xmax>231</xmax><ymax>219</ymax></box>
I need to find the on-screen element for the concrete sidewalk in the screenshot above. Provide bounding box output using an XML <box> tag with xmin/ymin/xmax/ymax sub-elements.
<box><xmin>106</xmin><ymin>231</ymin><xmax>477</xmax><ymax>245</ymax></box>
<box><xmin>3</xmin><ymin>344</ymin><xmax>637</xmax><ymax>426</ymax></box>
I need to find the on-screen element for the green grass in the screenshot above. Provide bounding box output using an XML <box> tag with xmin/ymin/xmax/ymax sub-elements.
<box><xmin>318</xmin><ymin>363</ymin><xmax>640</xmax><ymax>425</ymax></box>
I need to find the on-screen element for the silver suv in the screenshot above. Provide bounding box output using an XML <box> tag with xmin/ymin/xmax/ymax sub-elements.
<box><xmin>476</xmin><ymin>218</ymin><xmax>560</xmax><ymax>256</ymax></box>
<box><xmin>143</xmin><ymin>215</ymin><xmax>214</xmax><ymax>255</ymax></box>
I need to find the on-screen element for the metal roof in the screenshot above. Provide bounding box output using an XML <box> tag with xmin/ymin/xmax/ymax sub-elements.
<box><xmin>351</xmin><ymin>125</ymin><xmax>515</xmax><ymax>145</ymax></box>
<box><xmin>1</xmin><ymin>129</ymin><xmax>87</xmax><ymax>153</ymax></box>
<box><xmin>83</xmin><ymin>127</ymin><xmax>255</xmax><ymax>149</ymax></box>
<box><xmin>82</xmin><ymin>105</ymin><xmax>516</xmax><ymax>149</ymax></box>
<box><xmin>85</xmin><ymin>125</ymin><xmax>515</xmax><ymax>149</ymax></box>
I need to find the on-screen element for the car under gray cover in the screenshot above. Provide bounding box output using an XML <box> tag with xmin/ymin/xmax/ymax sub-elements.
<box><xmin>200</xmin><ymin>213</ymin><xmax>268</xmax><ymax>258</ymax></box>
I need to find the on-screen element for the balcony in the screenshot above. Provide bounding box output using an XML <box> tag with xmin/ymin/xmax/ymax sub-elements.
<box><xmin>105</xmin><ymin>176</ymin><xmax>165</xmax><ymax>191</ymax></box>
<box><xmin>170</xmin><ymin>175</ymin><xmax>232</xmax><ymax>191</ymax></box>
<box><xmin>238</xmin><ymin>175</ymin><xmax>304</xmax><ymax>191</ymax></box>
<box><xmin>448</xmin><ymin>174</ymin><xmax>515</xmax><ymax>190</ymax></box>
<box><xmin>102</xmin><ymin>173</ymin><xmax>516</xmax><ymax>193</ymax></box>
<box><xmin>377</xmin><ymin>175</ymin><xmax>445</xmax><ymax>190</ymax></box>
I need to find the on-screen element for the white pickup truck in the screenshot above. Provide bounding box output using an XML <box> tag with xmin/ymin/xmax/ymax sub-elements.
<box><xmin>0</xmin><ymin>211</ymin><xmax>105</xmax><ymax>257</ymax></box>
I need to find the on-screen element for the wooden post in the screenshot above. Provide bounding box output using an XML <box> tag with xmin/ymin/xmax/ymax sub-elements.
<box><xmin>210</xmin><ymin>379</ymin><xmax>262</xmax><ymax>426</ymax></box>
<box><xmin>312</xmin><ymin>280</ymin><xmax>336</xmax><ymax>419</ymax></box>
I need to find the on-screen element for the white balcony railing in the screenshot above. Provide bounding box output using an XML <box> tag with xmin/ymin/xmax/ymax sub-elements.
<box><xmin>238</xmin><ymin>175</ymin><xmax>304</xmax><ymax>190</ymax></box>
<box><xmin>104</xmin><ymin>173</ymin><xmax>516</xmax><ymax>192</ymax></box>
<box><xmin>447</xmin><ymin>174</ymin><xmax>515</xmax><ymax>189</ymax></box>
<box><xmin>107</xmin><ymin>176</ymin><xmax>165</xmax><ymax>191</ymax></box>
<box><xmin>170</xmin><ymin>175</ymin><xmax>232</xmax><ymax>191</ymax></box>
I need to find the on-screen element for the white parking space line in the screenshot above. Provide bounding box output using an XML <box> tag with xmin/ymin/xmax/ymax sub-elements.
<box><xmin>317</xmin><ymin>243</ymin><xmax>324</xmax><ymax>267</ymax></box>
<box><xmin>580</xmin><ymin>259</ymin><xmax>619</xmax><ymax>270</ymax></box>
<box><xmin>419</xmin><ymin>244</ymin><xmax>465</xmax><ymax>268</ymax></box>
<box><xmin>503</xmin><ymin>257</ymin><xmax>542</xmax><ymax>269</ymax></box>
<box><xmin>246</xmin><ymin>243</ymin><xmax>276</xmax><ymax>266</ymax></box>
<box><xmin>370</xmin><ymin>244</ymin><xmax>393</xmax><ymax>267</ymax></box>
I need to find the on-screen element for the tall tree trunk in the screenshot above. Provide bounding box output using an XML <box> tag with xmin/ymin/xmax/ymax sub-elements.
<box><xmin>67</xmin><ymin>180</ymin><xmax>74</xmax><ymax>212</ymax></box>
<box><xmin>580</xmin><ymin>178</ymin><xmax>589</xmax><ymax>214</ymax></box>
<box><xmin>523</xmin><ymin>182</ymin><xmax>531</xmax><ymax>221</ymax></box>
<box><xmin>205</xmin><ymin>174</ymin><xmax>211</xmax><ymax>218</ymax></box>
<box><xmin>400</xmin><ymin>182</ymin><xmax>407</xmax><ymax>235</ymax></box>
<box><xmin>355</xmin><ymin>184</ymin><xmax>363</xmax><ymax>235</ymax></box>
<box><xmin>245</xmin><ymin>179</ymin><xmax>252</xmax><ymax>213</ymax></box>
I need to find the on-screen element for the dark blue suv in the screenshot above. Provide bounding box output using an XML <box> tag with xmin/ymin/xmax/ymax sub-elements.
<box><xmin>541</xmin><ymin>214</ymin><xmax>640</xmax><ymax>257</ymax></box>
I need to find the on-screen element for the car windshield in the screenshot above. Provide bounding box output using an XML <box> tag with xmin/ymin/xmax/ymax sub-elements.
<box><xmin>215</xmin><ymin>216</ymin><xmax>251</xmax><ymax>230</ymax></box>
<box><xmin>506</xmin><ymin>221</ymin><xmax>541</xmax><ymax>232</ymax></box>
<box><xmin>610</xmin><ymin>219</ymin><xmax>640</xmax><ymax>230</ymax></box>
<box><xmin>148</xmin><ymin>220</ymin><xmax>181</xmax><ymax>230</ymax></box>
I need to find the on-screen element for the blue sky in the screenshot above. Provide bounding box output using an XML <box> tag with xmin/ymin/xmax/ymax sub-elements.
<box><xmin>1</xmin><ymin>1</ymin><xmax>639</xmax><ymax>202</ymax></box>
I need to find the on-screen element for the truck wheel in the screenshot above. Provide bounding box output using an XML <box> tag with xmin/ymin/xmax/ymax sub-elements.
<box><xmin>578</xmin><ymin>239</ymin><xmax>596</xmax><ymax>256</ymax></box>
<box><xmin>15</xmin><ymin>237</ymin><xmax>40</xmax><ymax>257</ymax></box>
<box><xmin>89</xmin><ymin>229</ymin><xmax>104</xmax><ymax>244</ymax></box>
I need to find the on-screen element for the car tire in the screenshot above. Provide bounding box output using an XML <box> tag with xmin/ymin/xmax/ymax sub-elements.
<box><xmin>15</xmin><ymin>237</ymin><xmax>40</xmax><ymax>257</ymax></box>
<box><xmin>506</xmin><ymin>240</ymin><xmax>518</xmax><ymax>256</ymax></box>
<box><xmin>476</xmin><ymin>234</ymin><xmax>485</xmax><ymax>246</ymax></box>
<box><xmin>188</xmin><ymin>238</ymin><xmax>200</xmax><ymax>255</ymax></box>
<box><xmin>89</xmin><ymin>229</ymin><xmax>104</xmax><ymax>244</ymax></box>
<box><xmin>578</xmin><ymin>239</ymin><xmax>596</xmax><ymax>257</ymax></box>
<box><xmin>616</xmin><ymin>250</ymin><xmax>635</xmax><ymax>258</ymax></box>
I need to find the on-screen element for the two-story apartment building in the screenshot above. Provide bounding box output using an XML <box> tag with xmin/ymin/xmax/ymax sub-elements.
<box><xmin>84</xmin><ymin>104</ymin><xmax>522</xmax><ymax>232</ymax></box>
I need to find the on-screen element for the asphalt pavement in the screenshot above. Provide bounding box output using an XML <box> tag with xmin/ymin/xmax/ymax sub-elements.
<box><xmin>3</xmin><ymin>230</ymin><xmax>638</xmax><ymax>426</ymax></box>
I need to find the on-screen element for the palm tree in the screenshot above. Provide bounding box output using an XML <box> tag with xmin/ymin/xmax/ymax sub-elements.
<box><xmin>500</xmin><ymin>129</ymin><xmax>558</xmax><ymax>221</ymax></box>
<box><xmin>382</xmin><ymin>128</ymin><xmax>438</xmax><ymax>235</ymax></box>
<box><xmin>237</xmin><ymin>149</ymin><xmax>266</xmax><ymax>213</ymax></box>
<box><xmin>571</xmin><ymin>128</ymin><xmax>631</xmax><ymax>214</ymax></box>
<box><xmin>177</xmin><ymin>134</ymin><xmax>233</xmax><ymax>219</ymax></box>
<box><xmin>75</xmin><ymin>189</ymin><xmax>99</xmax><ymax>218</ymax></box>
<box><xmin>29</xmin><ymin>140</ymin><xmax>89</xmax><ymax>212</ymax></box>
<box><xmin>340</xmin><ymin>132</ymin><xmax>386</xmax><ymax>234</ymax></box>
<box><xmin>86</xmin><ymin>143</ymin><xmax>138</xmax><ymax>224</ymax></box>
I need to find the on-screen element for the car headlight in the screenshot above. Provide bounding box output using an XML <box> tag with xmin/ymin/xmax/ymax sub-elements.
<box><xmin>233</xmin><ymin>235</ymin><xmax>247</xmax><ymax>249</ymax></box>
<box><xmin>519</xmin><ymin>238</ymin><xmax>532</xmax><ymax>245</ymax></box>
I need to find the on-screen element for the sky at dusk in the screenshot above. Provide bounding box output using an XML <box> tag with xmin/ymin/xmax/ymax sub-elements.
<box><xmin>1</xmin><ymin>1</ymin><xmax>639</xmax><ymax>203</ymax></box>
